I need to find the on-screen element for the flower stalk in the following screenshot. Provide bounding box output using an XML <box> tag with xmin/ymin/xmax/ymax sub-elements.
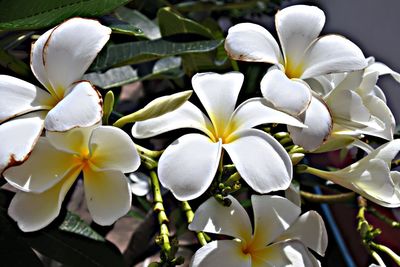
<box><xmin>181</xmin><ymin>201</ymin><xmax>208</xmax><ymax>246</ymax></box>
<box><xmin>300</xmin><ymin>190</ymin><xmax>356</xmax><ymax>204</ymax></box>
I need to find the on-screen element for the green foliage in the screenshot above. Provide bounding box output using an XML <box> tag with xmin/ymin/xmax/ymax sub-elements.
<box><xmin>114</xmin><ymin>7</ymin><xmax>160</xmax><ymax>39</ymax></box>
<box><xmin>59</xmin><ymin>211</ymin><xmax>105</xmax><ymax>241</ymax></box>
<box><xmin>0</xmin><ymin>0</ymin><xmax>130</xmax><ymax>30</ymax></box>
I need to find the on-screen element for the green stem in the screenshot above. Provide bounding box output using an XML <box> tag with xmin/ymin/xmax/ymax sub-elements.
<box><xmin>135</xmin><ymin>144</ymin><xmax>163</xmax><ymax>159</ymax></box>
<box><xmin>0</xmin><ymin>49</ymin><xmax>30</xmax><ymax>78</ymax></box>
<box><xmin>149</xmin><ymin>171</ymin><xmax>171</xmax><ymax>254</ymax></box>
<box><xmin>181</xmin><ymin>201</ymin><xmax>207</xmax><ymax>246</ymax></box>
<box><xmin>300</xmin><ymin>190</ymin><xmax>356</xmax><ymax>204</ymax></box>
<box><xmin>368</xmin><ymin>207</ymin><xmax>400</xmax><ymax>228</ymax></box>
<box><xmin>370</xmin><ymin>242</ymin><xmax>400</xmax><ymax>265</ymax></box>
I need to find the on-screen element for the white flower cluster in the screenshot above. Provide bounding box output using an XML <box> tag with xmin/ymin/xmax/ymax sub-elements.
<box><xmin>0</xmin><ymin>4</ymin><xmax>399</xmax><ymax>267</ymax></box>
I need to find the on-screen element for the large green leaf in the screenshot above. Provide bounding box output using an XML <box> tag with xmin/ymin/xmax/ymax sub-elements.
<box><xmin>59</xmin><ymin>211</ymin><xmax>105</xmax><ymax>242</ymax></box>
<box><xmin>157</xmin><ymin>7</ymin><xmax>213</xmax><ymax>38</ymax></box>
<box><xmin>0</xmin><ymin>0</ymin><xmax>130</xmax><ymax>30</ymax></box>
<box><xmin>90</xmin><ymin>38</ymin><xmax>223</xmax><ymax>71</ymax></box>
<box><xmin>114</xmin><ymin>7</ymin><xmax>160</xmax><ymax>40</ymax></box>
<box><xmin>85</xmin><ymin>56</ymin><xmax>183</xmax><ymax>89</ymax></box>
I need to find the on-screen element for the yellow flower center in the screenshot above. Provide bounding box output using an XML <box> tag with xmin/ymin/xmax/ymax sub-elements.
<box><xmin>285</xmin><ymin>59</ymin><xmax>304</xmax><ymax>79</ymax></box>
<box><xmin>73</xmin><ymin>147</ymin><xmax>93</xmax><ymax>171</ymax></box>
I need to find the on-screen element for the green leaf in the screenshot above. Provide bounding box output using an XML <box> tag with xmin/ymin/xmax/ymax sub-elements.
<box><xmin>113</xmin><ymin>90</ymin><xmax>192</xmax><ymax>127</ymax></box>
<box><xmin>136</xmin><ymin>196</ymin><xmax>151</xmax><ymax>212</ymax></box>
<box><xmin>85</xmin><ymin>57</ymin><xmax>183</xmax><ymax>89</ymax></box>
<box><xmin>59</xmin><ymin>211</ymin><xmax>105</xmax><ymax>242</ymax></box>
<box><xmin>0</xmin><ymin>0</ymin><xmax>130</xmax><ymax>30</ymax></box>
<box><xmin>0</xmin><ymin>49</ymin><xmax>30</xmax><ymax>77</ymax></box>
<box><xmin>157</xmin><ymin>7</ymin><xmax>213</xmax><ymax>38</ymax></box>
<box><xmin>114</xmin><ymin>7</ymin><xmax>160</xmax><ymax>40</ymax></box>
<box><xmin>126</xmin><ymin>210</ymin><xmax>145</xmax><ymax>220</ymax></box>
<box><xmin>90</xmin><ymin>38</ymin><xmax>223</xmax><ymax>71</ymax></box>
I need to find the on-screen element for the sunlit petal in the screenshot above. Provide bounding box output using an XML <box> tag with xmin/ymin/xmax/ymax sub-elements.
<box><xmin>189</xmin><ymin>195</ymin><xmax>252</xmax><ymax>243</ymax></box>
<box><xmin>0</xmin><ymin>112</ymin><xmax>45</xmax><ymax>173</ymax></box>
<box><xmin>84</xmin><ymin>169</ymin><xmax>131</xmax><ymax>225</ymax></box>
<box><xmin>190</xmin><ymin>240</ymin><xmax>251</xmax><ymax>267</ymax></box>
<box><xmin>276</xmin><ymin>211</ymin><xmax>328</xmax><ymax>256</ymax></box>
<box><xmin>8</xmin><ymin>173</ymin><xmax>78</xmax><ymax>232</ymax></box>
<box><xmin>223</xmin><ymin>129</ymin><xmax>292</xmax><ymax>194</ymax></box>
<box><xmin>251</xmin><ymin>195</ymin><xmax>300</xmax><ymax>250</ymax></box>
<box><xmin>44</xmin><ymin>81</ymin><xmax>102</xmax><ymax>131</ymax></box>
<box><xmin>158</xmin><ymin>134</ymin><xmax>222</xmax><ymax>201</ymax></box>
<box><xmin>192</xmin><ymin>72</ymin><xmax>243</xmax><ymax>136</ymax></box>
<box><xmin>301</xmin><ymin>35</ymin><xmax>367</xmax><ymax>79</ymax></box>
<box><xmin>260</xmin><ymin>69</ymin><xmax>312</xmax><ymax>116</ymax></box>
<box><xmin>0</xmin><ymin>75</ymin><xmax>53</xmax><ymax>123</ymax></box>
<box><xmin>42</xmin><ymin>18</ymin><xmax>111</xmax><ymax>96</ymax></box>
<box><xmin>131</xmin><ymin>102</ymin><xmax>214</xmax><ymax>139</ymax></box>
<box><xmin>288</xmin><ymin>95</ymin><xmax>332</xmax><ymax>151</ymax></box>
<box><xmin>89</xmin><ymin>126</ymin><xmax>140</xmax><ymax>173</ymax></box>
<box><xmin>4</xmin><ymin>138</ymin><xmax>78</xmax><ymax>193</ymax></box>
<box><xmin>225</xmin><ymin>23</ymin><xmax>282</xmax><ymax>65</ymax></box>
<box><xmin>276</xmin><ymin>5</ymin><xmax>325</xmax><ymax>71</ymax></box>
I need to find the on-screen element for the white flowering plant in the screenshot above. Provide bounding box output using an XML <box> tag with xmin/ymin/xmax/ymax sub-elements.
<box><xmin>0</xmin><ymin>1</ymin><xmax>399</xmax><ymax>267</ymax></box>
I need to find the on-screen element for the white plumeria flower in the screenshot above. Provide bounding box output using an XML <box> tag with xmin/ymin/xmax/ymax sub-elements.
<box><xmin>189</xmin><ymin>195</ymin><xmax>327</xmax><ymax>267</ymax></box>
<box><xmin>3</xmin><ymin>125</ymin><xmax>140</xmax><ymax>232</ymax></box>
<box><xmin>132</xmin><ymin>72</ymin><xmax>305</xmax><ymax>201</ymax></box>
<box><xmin>0</xmin><ymin>18</ymin><xmax>111</xmax><ymax>173</ymax></box>
<box><xmin>129</xmin><ymin>172</ymin><xmax>151</xmax><ymax>197</ymax></box>
<box><xmin>305</xmin><ymin>139</ymin><xmax>400</xmax><ymax>208</ymax></box>
<box><xmin>225</xmin><ymin>5</ymin><xmax>367</xmax><ymax>151</ymax></box>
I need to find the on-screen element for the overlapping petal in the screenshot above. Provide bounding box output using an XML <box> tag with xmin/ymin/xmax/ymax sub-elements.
<box><xmin>223</xmin><ymin>129</ymin><xmax>292</xmax><ymax>194</ymax></box>
<box><xmin>276</xmin><ymin>5</ymin><xmax>325</xmax><ymax>72</ymax></box>
<box><xmin>224</xmin><ymin>23</ymin><xmax>282</xmax><ymax>65</ymax></box>
<box><xmin>300</xmin><ymin>35</ymin><xmax>367</xmax><ymax>79</ymax></box>
<box><xmin>44</xmin><ymin>81</ymin><xmax>102</xmax><ymax>131</ymax></box>
<box><xmin>226</xmin><ymin>97</ymin><xmax>306</xmax><ymax>135</ymax></box>
<box><xmin>158</xmin><ymin>134</ymin><xmax>222</xmax><ymax>201</ymax></box>
<box><xmin>189</xmin><ymin>195</ymin><xmax>252</xmax><ymax>243</ymax></box>
<box><xmin>191</xmin><ymin>72</ymin><xmax>243</xmax><ymax>136</ymax></box>
<box><xmin>4</xmin><ymin>138</ymin><xmax>78</xmax><ymax>193</ymax></box>
<box><xmin>8</xmin><ymin>172</ymin><xmax>78</xmax><ymax>232</ymax></box>
<box><xmin>190</xmin><ymin>240</ymin><xmax>251</xmax><ymax>267</ymax></box>
<box><xmin>276</xmin><ymin>211</ymin><xmax>328</xmax><ymax>256</ymax></box>
<box><xmin>260</xmin><ymin>69</ymin><xmax>311</xmax><ymax>116</ymax></box>
<box><xmin>0</xmin><ymin>112</ymin><xmax>46</xmax><ymax>173</ymax></box>
<box><xmin>37</xmin><ymin>18</ymin><xmax>111</xmax><ymax>96</ymax></box>
<box><xmin>83</xmin><ymin>169</ymin><xmax>132</xmax><ymax>225</ymax></box>
<box><xmin>131</xmin><ymin>102</ymin><xmax>214</xmax><ymax>139</ymax></box>
<box><xmin>288</xmin><ymin>95</ymin><xmax>332</xmax><ymax>151</ymax></box>
<box><xmin>89</xmin><ymin>126</ymin><xmax>140</xmax><ymax>173</ymax></box>
<box><xmin>251</xmin><ymin>195</ymin><xmax>300</xmax><ymax>250</ymax></box>
<box><xmin>0</xmin><ymin>75</ymin><xmax>53</xmax><ymax>123</ymax></box>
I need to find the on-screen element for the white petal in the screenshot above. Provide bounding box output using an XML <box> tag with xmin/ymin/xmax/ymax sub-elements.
<box><xmin>8</xmin><ymin>173</ymin><xmax>78</xmax><ymax>232</ymax></box>
<box><xmin>158</xmin><ymin>134</ymin><xmax>222</xmax><ymax>201</ymax></box>
<box><xmin>276</xmin><ymin>211</ymin><xmax>328</xmax><ymax>256</ymax></box>
<box><xmin>128</xmin><ymin>172</ymin><xmax>150</xmax><ymax>196</ymax></box>
<box><xmin>227</xmin><ymin>97</ymin><xmax>305</xmax><ymax>136</ymax></box>
<box><xmin>276</xmin><ymin>5</ymin><xmax>325</xmax><ymax>72</ymax></box>
<box><xmin>0</xmin><ymin>75</ymin><xmax>53</xmax><ymax>122</ymax></box>
<box><xmin>84</xmin><ymin>169</ymin><xmax>131</xmax><ymax>225</ymax></box>
<box><xmin>301</xmin><ymin>35</ymin><xmax>367</xmax><ymax>79</ymax></box>
<box><xmin>285</xmin><ymin>182</ymin><xmax>301</xmax><ymax>207</ymax></box>
<box><xmin>361</xmin><ymin>139</ymin><xmax>400</xmax><ymax>165</ymax></box>
<box><xmin>42</xmin><ymin>18</ymin><xmax>111</xmax><ymax>96</ymax></box>
<box><xmin>0</xmin><ymin>112</ymin><xmax>45</xmax><ymax>173</ymax></box>
<box><xmin>225</xmin><ymin>23</ymin><xmax>282</xmax><ymax>65</ymax></box>
<box><xmin>46</xmin><ymin>124</ymin><xmax>98</xmax><ymax>154</ymax></box>
<box><xmin>288</xmin><ymin>95</ymin><xmax>332</xmax><ymax>151</ymax></box>
<box><xmin>44</xmin><ymin>81</ymin><xmax>102</xmax><ymax>131</ymax></box>
<box><xmin>252</xmin><ymin>240</ymin><xmax>315</xmax><ymax>267</ymax></box>
<box><xmin>189</xmin><ymin>196</ymin><xmax>252</xmax><ymax>243</ymax></box>
<box><xmin>357</xmin><ymin>95</ymin><xmax>395</xmax><ymax>140</ymax></box>
<box><xmin>223</xmin><ymin>129</ymin><xmax>292</xmax><ymax>194</ymax></box>
<box><xmin>190</xmin><ymin>240</ymin><xmax>251</xmax><ymax>267</ymax></box>
<box><xmin>367</xmin><ymin>62</ymin><xmax>400</xmax><ymax>83</ymax></box>
<box><xmin>192</xmin><ymin>72</ymin><xmax>243</xmax><ymax>136</ymax></box>
<box><xmin>131</xmin><ymin>102</ymin><xmax>213</xmax><ymax>139</ymax></box>
<box><xmin>89</xmin><ymin>126</ymin><xmax>140</xmax><ymax>173</ymax></box>
<box><xmin>4</xmin><ymin>138</ymin><xmax>78</xmax><ymax>193</ymax></box>
<box><xmin>30</xmin><ymin>29</ymin><xmax>53</xmax><ymax>91</ymax></box>
<box><xmin>260</xmin><ymin>69</ymin><xmax>312</xmax><ymax>116</ymax></box>
<box><xmin>250</xmin><ymin>195</ymin><xmax>300</xmax><ymax>250</ymax></box>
